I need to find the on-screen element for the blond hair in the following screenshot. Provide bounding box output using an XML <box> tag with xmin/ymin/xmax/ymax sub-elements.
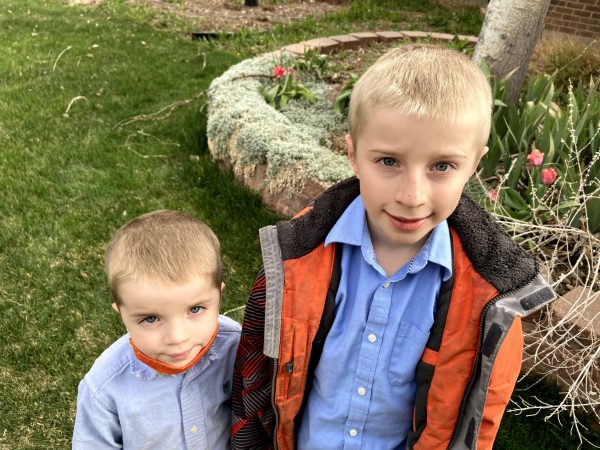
<box><xmin>348</xmin><ymin>44</ymin><xmax>492</xmax><ymax>147</ymax></box>
<box><xmin>105</xmin><ymin>210</ymin><xmax>222</xmax><ymax>303</ymax></box>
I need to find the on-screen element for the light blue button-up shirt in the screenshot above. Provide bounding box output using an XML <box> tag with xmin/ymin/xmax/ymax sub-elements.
<box><xmin>297</xmin><ymin>196</ymin><xmax>452</xmax><ymax>450</ymax></box>
<box><xmin>73</xmin><ymin>315</ymin><xmax>241</xmax><ymax>450</ymax></box>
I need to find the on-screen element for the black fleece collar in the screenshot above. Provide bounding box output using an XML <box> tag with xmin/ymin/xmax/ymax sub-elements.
<box><xmin>276</xmin><ymin>177</ymin><xmax>538</xmax><ymax>294</ymax></box>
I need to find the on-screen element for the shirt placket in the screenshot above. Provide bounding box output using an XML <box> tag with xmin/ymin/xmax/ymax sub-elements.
<box><xmin>343</xmin><ymin>280</ymin><xmax>394</xmax><ymax>449</ymax></box>
<box><xmin>181</xmin><ymin>363</ymin><xmax>209</xmax><ymax>450</ymax></box>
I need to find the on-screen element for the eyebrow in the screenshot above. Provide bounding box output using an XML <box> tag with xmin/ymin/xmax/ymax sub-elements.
<box><xmin>128</xmin><ymin>299</ymin><xmax>214</xmax><ymax>318</ymax></box>
<box><xmin>131</xmin><ymin>311</ymin><xmax>158</xmax><ymax>319</ymax></box>
<box><xmin>369</xmin><ymin>149</ymin><xmax>470</xmax><ymax>159</ymax></box>
<box><xmin>434</xmin><ymin>153</ymin><xmax>469</xmax><ymax>160</ymax></box>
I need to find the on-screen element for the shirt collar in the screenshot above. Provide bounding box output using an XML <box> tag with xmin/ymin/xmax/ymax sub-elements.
<box><xmin>411</xmin><ymin>220</ymin><xmax>453</xmax><ymax>281</ymax></box>
<box><xmin>325</xmin><ymin>195</ymin><xmax>453</xmax><ymax>281</ymax></box>
<box><xmin>325</xmin><ymin>196</ymin><xmax>365</xmax><ymax>247</ymax></box>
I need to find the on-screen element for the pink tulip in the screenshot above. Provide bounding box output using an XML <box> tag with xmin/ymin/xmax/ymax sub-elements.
<box><xmin>527</xmin><ymin>149</ymin><xmax>544</xmax><ymax>166</ymax></box>
<box><xmin>273</xmin><ymin>66</ymin><xmax>286</xmax><ymax>78</ymax></box>
<box><xmin>487</xmin><ymin>189</ymin><xmax>499</xmax><ymax>202</ymax></box>
<box><xmin>541</xmin><ymin>167</ymin><xmax>558</xmax><ymax>185</ymax></box>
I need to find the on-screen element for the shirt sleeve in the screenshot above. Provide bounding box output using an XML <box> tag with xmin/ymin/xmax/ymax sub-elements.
<box><xmin>72</xmin><ymin>377</ymin><xmax>122</xmax><ymax>450</ymax></box>
<box><xmin>231</xmin><ymin>267</ymin><xmax>276</xmax><ymax>450</ymax></box>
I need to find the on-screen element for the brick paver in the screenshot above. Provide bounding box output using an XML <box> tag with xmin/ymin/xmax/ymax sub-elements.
<box><xmin>282</xmin><ymin>30</ymin><xmax>477</xmax><ymax>56</ymax></box>
<box><xmin>328</xmin><ymin>34</ymin><xmax>361</xmax><ymax>50</ymax></box>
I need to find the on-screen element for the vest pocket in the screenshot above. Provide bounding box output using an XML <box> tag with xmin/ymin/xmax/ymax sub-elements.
<box><xmin>279</xmin><ymin>321</ymin><xmax>310</xmax><ymax>401</ymax></box>
<box><xmin>388</xmin><ymin>322</ymin><xmax>430</xmax><ymax>386</ymax></box>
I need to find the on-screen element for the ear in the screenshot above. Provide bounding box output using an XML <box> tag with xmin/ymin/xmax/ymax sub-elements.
<box><xmin>111</xmin><ymin>303</ymin><xmax>120</xmax><ymax>314</ymax></box>
<box><xmin>472</xmin><ymin>146</ymin><xmax>488</xmax><ymax>174</ymax></box>
<box><xmin>221</xmin><ymin>282</ymin><xmax>225</xmax><ymax>294</ymax></box>
<box><xmin>480</xmin><ymin>145</ymin><xmax>489</xmax><ymax>159</ymax></box>
<box><xmin>346</xmin><ymin>134</ymin><xmax>360</xmax><ymax>179</ymax></box>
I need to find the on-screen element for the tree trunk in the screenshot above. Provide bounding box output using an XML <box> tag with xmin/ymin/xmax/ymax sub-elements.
<box><xmin>473</xmin><ymin>0</ymin><xmax>550</xmax><ymax>105</ymax></box>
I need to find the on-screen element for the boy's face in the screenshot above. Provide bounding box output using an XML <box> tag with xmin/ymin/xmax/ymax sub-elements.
<box><xmin>347</xmin><ymin>107</ymin><xmax>487</xmax><ymax>256</ymax></box>
<box><xmin>113</xmin><ymin>275</ymin><xmax>220</xmax><ymax>368</ymax></box>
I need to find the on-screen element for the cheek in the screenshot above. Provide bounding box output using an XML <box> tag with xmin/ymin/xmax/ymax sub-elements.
<box><xmin>129</xmin><ymin>331</ymin><xmax>157</xmax><ymax>353</ymax></box>
<box><xmin>358</xmin><ymin>182</ymin><xmax>379</xmax><ymax>209</ymax></box>
<box><xmin>434</xmin><ymin>183</ymin><xmax>464</xmax><ymax>208</ymax></box>
<box><xmin>196</xmin><ymin>310</ymin><xmax>218</xmax><ymax>329</ymax></box>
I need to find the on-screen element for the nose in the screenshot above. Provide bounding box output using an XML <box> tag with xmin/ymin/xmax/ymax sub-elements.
<box><xmin>164</xmin><ymin>319</ymin><xmax>189</xmax><ymax>346</ymax></box>
<box><xmin>395</xmin><ymin>171</ymin><xmax>426</xmax><ymax>207</ymax></box>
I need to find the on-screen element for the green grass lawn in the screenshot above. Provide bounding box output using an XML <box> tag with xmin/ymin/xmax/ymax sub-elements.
<box><xmin>0</xmin><ymin>0</ymin><xmax>597</xmax><ymax>448</ymax></box>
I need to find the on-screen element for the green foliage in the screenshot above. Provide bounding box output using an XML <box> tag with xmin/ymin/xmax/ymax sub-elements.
<box><xmin>262</xmin><ymin>64</ymin><xmax>316</xmax><ymax>109</ymax></box>
<box><xmin>293</xmin><ymin>47</ymin><xmax>330</xmax><ymax>79</ymax></box>
<box><xmin>481</xmin><ymin>64</ymin><xmax>600</xmax><ymax>233</ymax></box>
<box><xmin>496</xmin><ymin>375</ymin><xmax>600</xmax><ymax>449</ymax></box>
<box><xmin>334</xmin><ymin>72</ymin><xmax>358</xmax><ymax>116</ymax></box>
<box><xmin>0</xmin><ymin>1</ymin><xmax>276</xmax><ymax>447</ymax></box>
<box><xmin>447</xmin><ymin>35</ymin><xmax>474</xmax><ymax>56</ymax></box>
<box><xmin>208</xmin><ymin>52</ymin><xmax>351</xmax><ymax>184</ymax></box>
<box><xmin>207</xmin><ymin>0</ymin><xmax>483</xmax><ymax>59</ymax></box>
<box><xmin>262</xmin><ymin>48</ymin><xmax>331</xmax><ymax>110</ymax></box>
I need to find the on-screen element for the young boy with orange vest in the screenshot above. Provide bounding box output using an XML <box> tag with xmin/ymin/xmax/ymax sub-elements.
<box><xmin>231</xmin><ymin>45</ymin><xmax>555</xmax><ymax>450</ymax></box>
<box><xmin>73</xmin><ymin>210</ymin><xmax>240</xmax><ymax>449</ymax></box>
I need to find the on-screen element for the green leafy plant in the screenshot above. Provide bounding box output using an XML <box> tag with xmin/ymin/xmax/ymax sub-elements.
<box><xmin>477</xmin><ymin>72</ymin><xmax>600</xmax><ymax>445</ymax></box>
<box><xmin>262</xmin><ymin>64</ymin><xmax>316</xmax><ymax>109</ymax></box>
<box><xmin>293</xmin><ymin>48</ymin><xmax>330</xmax><ymax>79</ymax></box>
<box><xmin>480</xmin><ymin>64</ymin><xmax>600</xmax><ymax>233</ymax></box>
<box><xmin>447</xmin><ymin>35</ymin><xmax>473</xmax><ymax>56</ymax></box>
<box><xmin>334</xmin><ymin>72</ymin><xmax>358</xmax><ymax>116</ymax></box>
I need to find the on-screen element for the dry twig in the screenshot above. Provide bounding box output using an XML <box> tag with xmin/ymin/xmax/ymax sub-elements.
<box><xmin>113</xmin><ymin>91</ymin><xmax>205</xmax><ymax>129</ymax></box>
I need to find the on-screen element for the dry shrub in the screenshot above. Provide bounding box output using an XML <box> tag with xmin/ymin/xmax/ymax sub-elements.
<box><xmin>530</xmin><ymin>36</ymin><xmax>600</xmax><ymax>91</ymax></box>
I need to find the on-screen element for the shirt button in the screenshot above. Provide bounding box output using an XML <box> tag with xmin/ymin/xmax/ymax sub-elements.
<box><xmin>368</xmin><ymin>333</ymin><xmax>377</xmax><ymax>343</ymax></box>
<box><xmin>191</xmin><ymin>425</ymin><xmax>198</xmax><ymax>434</ymax></box>
<box><xmin>358</xmin><ymin>386</ymin><xmax>366</xmax><ymax>396</ymax></box>
<box><xmin>349</xmin><ymin>429</ymin><xmax>358</xmax><ymax>437</ymax></box>
<box><xmin>383</xmin><ymin>282</ymin><xmax>391</xmax><ymax>288</ymax></box>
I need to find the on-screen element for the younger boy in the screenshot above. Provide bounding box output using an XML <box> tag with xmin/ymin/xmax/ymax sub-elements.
<box><xmin>73</xmin><ymin>210</ymin><xmax>240</xmax><ymax>449</ymax></box>
<box><xmin>231</xmin><ymin>45</ymin><xmax>555</xmax><ymax>449</ymax></box>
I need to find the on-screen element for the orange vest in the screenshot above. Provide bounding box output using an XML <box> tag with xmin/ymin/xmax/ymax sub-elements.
<box><xmin>272</xmin><ymin>229</ymin><xmax>523</xmax><ymax>450</ymax></box>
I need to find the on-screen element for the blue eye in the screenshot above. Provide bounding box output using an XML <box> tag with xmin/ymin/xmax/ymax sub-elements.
<box><xmin>190</xmin><ymin>306</ymin><xmax>204</xmax><ymax>314</ymax></box>
<box><xmin>142</xmin><ymin>316</ymin><xmax>157</xmax><ymax>325</ymax></box>
<box><xmin>434</xmin><ymin>162</ymin><xmax>451</xmax><ymax>172</ymax></box>
<box><xmin>380</xmin><ymin>157</ymin><xmax>396</xmax><ymax>167</ymax></box>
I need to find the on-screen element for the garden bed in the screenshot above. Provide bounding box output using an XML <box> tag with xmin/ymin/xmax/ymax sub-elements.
<box><xmin>206</xmin><ymin>30</ymin><xmax>476</xmax><ymax>215</ymax></box>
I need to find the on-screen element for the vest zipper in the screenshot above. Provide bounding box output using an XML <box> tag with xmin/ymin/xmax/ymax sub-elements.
<box><xmin>447</xmin><ymin>283</ymin><xmax>521</xmax><ymax>449</ymax></box>
<box><xmin>447</xmin><ymin>293</ymin><xmax>502</xmax><ymax>449</ymax></box>
<box><xmin>271</xmin><ymin>357</ymin><xmax>279</xmax><ymax>450</ymax></box>
<box><xmin>447</xmin><ymin>275</ymin><xmax>551</xmax><ymax>449</ymax></box>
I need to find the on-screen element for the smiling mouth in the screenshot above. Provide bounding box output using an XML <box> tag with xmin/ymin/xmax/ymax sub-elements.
<box><xmin>168</xmin><ymin>350</ymin><xmax>192</xmax><ymax>361</ymax></box>
<box><xmin>386</xmin><ymin>212</ymin><xmax>430</xmax><ymax>231</ymax></box>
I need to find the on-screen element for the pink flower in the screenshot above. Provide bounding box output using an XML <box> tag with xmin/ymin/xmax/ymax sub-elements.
<box><xmin>541</xmin><ymin>167</ymin><xmax>558</xmax><ymax>185</ymax></box>
<box><xmin>527</xmin><ymin>149</ymin><xmax>544</xmax><ymax>166</ymax></box>
<box><xmin>287</xmin><ymin>67</ymin><xmax>296</xmax><ymax>75</ymax></box>
<box><xmin>487</xmin><ymin>189</ymin><xmax>499</xmax><ymax>202</ymax></box>
<box><xmin>273</xmin><ymin>66</ymin><xmax>286</xmax><ymax>78</ymax></box>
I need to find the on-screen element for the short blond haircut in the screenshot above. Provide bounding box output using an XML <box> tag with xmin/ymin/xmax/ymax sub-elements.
<box><xmin>348</xmin><ymin>44</ymin><xmax>492</xmax><ymax>148</ymax></box>
<box><xmin>105</xmin><ymin>210</ymin><xmax>222</xmax><ymax>303</ymax></box>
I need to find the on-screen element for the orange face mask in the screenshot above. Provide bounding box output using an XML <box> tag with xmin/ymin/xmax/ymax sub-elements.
<box><xmin>129</xmin><ymin>326</ymin><xmax>219</xmax><ymax>375</ymax></box>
